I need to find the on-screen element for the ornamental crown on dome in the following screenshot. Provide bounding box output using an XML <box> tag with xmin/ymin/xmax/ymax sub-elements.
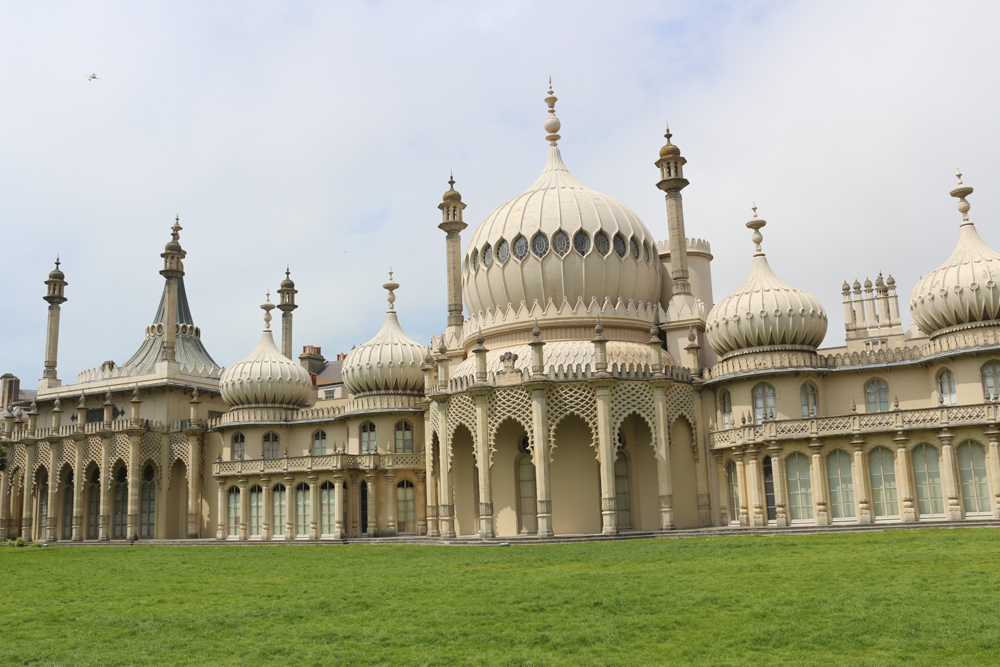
<box><xmin>705</xmin><ymin>206</ymin><xmax>827</xmax><ymax>357</ymax></box>
<box><xmin>219</xmin><ymin>292</ymin><xmax>313</xmax><ymax>409</ymax></box>
<box><xmin>341</xmin><ymin>273</ymin><xmax>429</xmax><ymax>397</ymax></box>
<box><xmin>910</xmin><ymin>171</ymin><xmax>1000</xmax><ymax>336</ymax></box>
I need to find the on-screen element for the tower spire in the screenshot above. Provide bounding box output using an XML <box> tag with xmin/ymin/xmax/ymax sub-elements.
<box><xmin>277</xmin><ymin>266</ymin><xmax>298</xmax><ymax>359</ymax></box>
<box><xmin>544</xmin><ymin>77</ymin><xmax>561</xmax><ymax>146</ymax></box>
<box><xmin>439</xmin><ymin>172</ymin><xmax>468</xmax><ymax>342</ymax></box>
<box><xmin>41</xmin><ymin>256</ymin><xmax>68</xmax><ymax>386</ymax></box>
<box><xmin>655</xmin><ymin>122</ymin><xmax>691</xmax><ymax>296</ymax></box>
<box><xmin>160</xmin><ymin>215</ymin><xmax>187</xmax><ymax>363</ymax></box>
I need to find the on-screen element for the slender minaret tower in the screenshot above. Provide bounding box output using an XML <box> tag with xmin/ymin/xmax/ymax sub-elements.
<box><xmin>41</xmin><ymin>257</ymin><xmax>68</xmax><ymax>387</ymax></box>
<box><xmin>277</xmin><ymin>267</ymin><xmax>298</xmax><ymax>359</ymax></box>
<box><xmin>439</xmin><ymin>172</ymin><xmax>467</xmax><ymax>348</ymax></box>
<box><xmin>655</xmin><ymin>124</ymin><xmax>691</xmax><ymax>297</ymax></box>
<box><xmin>159</xmin><ymin>216</ymin><xmax>186</xmax><ymax>364</ymax></box>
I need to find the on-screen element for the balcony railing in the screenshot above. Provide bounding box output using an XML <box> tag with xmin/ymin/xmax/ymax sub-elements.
<box><xmin>211</xmin><ymin>452</ymin><xmax>425</xmax><ymax>477</ymax></box>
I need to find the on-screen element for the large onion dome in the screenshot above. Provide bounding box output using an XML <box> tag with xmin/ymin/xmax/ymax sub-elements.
<box><xmin>706</xmin><ymin>208</ymin><xmax>827</xmax><ymax>357</ymax></box>
<box><xmin>462</xmin><ymin>82</ymin><xmax>661</xmax><ymax>333</ymax></box>
<box><xmin>220</xmin><ymin>294</ymin><xmax>313</xmax><ymax>408</ymax></box>
<box><xmin>342</xmin><ymin>274</ymin><xmax>429</xmax><ymax>397</ymax></box>
<box><xmin>910</xmin><ymin>173</ymin><xmax>1000</xmax><ymax>336</ymax></box>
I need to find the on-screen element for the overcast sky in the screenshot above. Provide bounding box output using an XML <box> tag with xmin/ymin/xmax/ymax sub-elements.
<box><xmin>2</xmin><ymin>1</ymin><xmax>999</xmax><ymax>385</ymax></box>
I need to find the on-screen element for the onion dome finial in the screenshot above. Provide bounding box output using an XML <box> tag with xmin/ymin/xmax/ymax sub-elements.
<box><xmin>747</xmin><ymin>203</ymin><xmax>766</xmax><ymax>254</ymax></box>
<box><xmin>543</xmin><ymin>77</ymin><xmax>561</xmax><ymax>145</ymax></box>
<box><xmin>659</xmin><ymin>122</ymin><xmax>681</xmax><ymax>159</ymax></box>
<box><xmin>952</xmin><ymin>168</ymin><xmax>974</xmax><ymax>223</ymax></box>
<box><xmin>261</xmin><ymin>291</ymin><xmax>274</xmax><ymax>329</ymax></box>
<box><xmin>442</xmin><ymin>170</ymin><xmax>462</xmax><ymax>203</ymax></box>
<box><xmin>384</xmin><ymin>270</ymin><xmax>399</xmax><ymax>311</ymax></box>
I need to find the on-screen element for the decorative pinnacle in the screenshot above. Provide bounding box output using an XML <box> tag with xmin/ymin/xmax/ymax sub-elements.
<box><xmin>55</xmin><ymin>255</ymin><xmax>61</xmax><ymax>270</ymax></box>
<box><xmin>172</xmin><ymin>215</ymin><xmax>182</xmax><ymax>241</ymax></box>
<box><xmin>746</xmin><ymin>203</ymin><xmax>766</xmax><ymax>254</ymax></box>
<box><xmin>544</xmin><ymin>76</ymin><xmax>561</xmax><ymax>145</ymax></box>
<box><xmin>951</xmin><ymin>168</ymin><xmax>974</xmax><ymax>224</ymax></box>
<box><xmin>449</xmin><ymin>170</ymin><xmax>455</xmax><ymax>189</ymax></box>
<box><xmin>383</xmin><ymin>269</ymin><xmax>400</xmax><ymax>310</ymax></box>
<box><xmin>476</xmin><ymin>327</ymin><xmax>485</xmax><ymax>347</ymax></box>
<box><xmin>532</xmin><ymin>319</ymin><xmax>542</xmax><ymax>340</ymax></box>
<box><xmin>594</xmin><ymin>315</ymin><xmax>605</xmax><ymax>339</ymax></box>
<box><xmin>261</xmin><ymin>291</ymin><xmax>275</xmax><ymax>329</ymax></box>
<box><xmin>286</xmin><ymin>265</ymin><xmax>291</xmax><ymax>280</ymax></box>
<box><xmin>664</xmin><ymin>122</ymin><xmax>672</xmax><ymax>144</ymax></box>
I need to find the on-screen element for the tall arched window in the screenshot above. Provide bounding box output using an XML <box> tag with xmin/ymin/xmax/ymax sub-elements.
<box><xmin>395</xmin><ymin>421</ymin><xmax>414</xmax><ymax>453</ymax></box>
<box><xmin>785</xmin><ymin>453</ymin><xmax>814</xmax><ymax>521</ymax></box>
<box><xmin>517</xmin><ymin>439</ymin><xmax>537</xmax><ymax>534</ymax></box>
<box><xmin>868</xmin><ymin>447</ymin><xmax>898</xmax><ymax>518</ymax></box>
<box><xmin>361</xmin><ymin>422</ymin><xmax>376</xmax><ymax>454</ymax></box>
<box><xmin>320</xmin><ymin>481</ymin><xmax>336</xmax><ymax>535</ymax></box>
<box><xmin>62</xmin><ymin>479</ymin><xmax>74</xmax><ymax>540</ymax></box>
<box><xmin>826</xmin><ymin>450</ymin><xmax>855</xmax><ymax>519</ymax></box>
<box><xmin>140</xmin><ymin>465</ymin><xmax>155</xmax><ymax>538</ymax></box>
<box><xmin>800</xmin><ymin>384</ymin><xmax>819</xmax><ymax>418</ymax></box>
<box><xmin>912</xmin><ymin>444</ymin><xmax>943</xmax><ymax>516</ymax></box>
<box><xmin>113</xmin><ymin>466</ymin><xmax>128</xmax><ymax>539</ymax></box>
<box><xmin>272</xmin><ymin>484</ymin><xmax>287</xmax><ymax>536</ymax></box>
<box><xmin>938</xmin><ymin>370</ymin><xmax>957</xmax><ymax>406</ymax></box>
<box><xmin>232</xmin><ymin>433</ymin><xmax>245</xmax><ymax>460</ymax></box>
<box><xmin>227</xmin><ymin>486</ymin><xmax>240</xmax><ymax>537</ymax></box>
<box><xmin>726</xmin><ymin>461</ymin><xmax>740</xmax><ymax>524</ymax></box>
<box><xmin>762</xmin><ymin>456</ymin><xmax>776</xmax><ymax>522</ymax></box>
<box><xmin>37</xmin><ymin>482</ymin><xmax>49</xmax><ymax>541</ymax></box>
<box><xmin>720</xmin><ymin>390</ymin><xmax>733</xmax><ymax>429</ymax></box>
<box><xmin>957</xmin><ymin>441</ymin><xmax>991</xmax><ymax>514</ymax></box>
<box><xmin>752</xmin><ymin>384</ymin><xmax>776</xmax><ymax>423</ymax></box>
<box><xmin>262</xmin><ymin>432</ymin><xmax>280</xmax><ymax>459</ymax></box>
<box><xmin>982</xmin><ymin>362</ymin><xmax>1000</xmax><ymax>401</ymax></box>
<box><xmin>865</xmin><ymin>380</ymin><xmax>890</xmax><ymax>413</ymax></box>
<box><xmin>615</xmin><ymin>451</ymin><xmax>632</xmax><ymax>529</ymax></box>
<box><xmin>295</xmin><ymin>483</ymin><xmax>310</xmax><ymax>537</ymax></box>
<box><xmin>359</xmin><ymin>481</ymin><xmax>369</xmax><ymax>535</ymax></box>
<box><xmin>396</xmin><ymin>480</ymin><xmax>416</xmax><ymax>534</ymax></box>
<box><xmin>248</xmin><ymin>485</ymin><xmax>263</xmax><ymax>537</ymax></box>
<box><xmin>312</xmin><ymin>430</ymin><xmax>327</xmax><ymax>456</ymax></box>
<box><xmin>87</xmin><ymin>477</ymin><xmax>99</xmax><ymax>540</ymax></box>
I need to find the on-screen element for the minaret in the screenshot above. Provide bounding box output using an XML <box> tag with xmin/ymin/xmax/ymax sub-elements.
<box><xmin>438</xmin><ymin>171</ymin><xmax>467</xmax><ymax>347</ymax></box>
<box><xmin>41</xmin><ymin>257</ymin><xmax>68</xmax><ymax>387</ymax></box>
<box><xmin>277</xmin><ymin>267</ymin><xmax>298</xmax><ymax>359</ymax></box>
<box><xmin>159</xmin><ymin>216</ymin><xmax>186</xmax><ymax>364</ymax></box>
<box><xmin>655</xmin><ymin>124</ymin><xmax>691</xmax><ymax>296</ymax></box>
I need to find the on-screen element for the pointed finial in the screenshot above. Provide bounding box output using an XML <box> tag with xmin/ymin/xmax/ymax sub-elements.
<box><xmin>664</xmin><ymin>122</ymin><xmax>672</xmax><ymax>144</ymax></box>
<box><xmin>261</xmin><ymin>291</ymin><xmax>275</xmax><ymax>329</ymax></box>
<box><xmin>449</xmin><ymin>170</ymin><xmax>454</xmax><ymax>188</ymax></box>
<box><xmin>951</xmin><ymin>168</ymin><xmax>974</xmax><ymax>224</ymax></box>
<box><xmin>383</xmin><ymin>270</ymin><xmax>400</xmax><ymax>310</ymax></box>
<box><xmin>544</xmin><ymin>77</ymin><xmax>561</xmax><ymax>145</ymax></box>
<box><xmin>172</xmin><ymin>215</ymin><xmax>182</xmax><ymax>239</ymax></box>
<box><xmin>286</xmin><ymin>265</ymin><xmax>290</xmax><ymax>279</ymax></box>
<box><xmin>55</xmin><ymin>255</ymin><xmax>61</xmax><ymax>270</ymax></box>
<box><xmin>594</xmin><ymin>315</ymin><xmax>604</xmax><ymax>338</ymax></box>
<box><xmin>132</xmin><ymin>385</ymin><xmax>140</xmax><ymax>402</ymax></box>
<box><xmin>476</xmin><ymin>327</ymin><xmax>485</xmax><ymax>347</ymax></box>
<box><xmin>532</xmin><ymin>319</ymin><xmax>542</xmax><ymax>340</ymax></box>
<box><xmin>746</xmin><ymin>203</ymin><xmax>766</xmax><ymax>254</ymax></box>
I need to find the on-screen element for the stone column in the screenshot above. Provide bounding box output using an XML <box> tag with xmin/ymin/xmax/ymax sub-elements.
<box><xmin>349</xmin><ymin>473</ymin><xmax>360</xmax><ymax>537</ymax></box>
<box><xmin>22</xmin><ymin>442</ymin><xmax>35</xmax><ymax>541</ymax></box>
<box><xmin>0</xmin><ymin>465</ymin><xmax>8</xmax><ymax>540</ymax></box>
<box><xmin>186</xmin><ymin>430</ymin><xmax>201</xmax><ymax>538</ymax></box>
<box><xmin>652</xmin><ymin>382</ymin><xmax>674</xmax><ymax>530</ymax></box>
<box><xmin>308</xmin><ymin>475</ymin><xmax>319</xmax><ymax>540</ymax></box>
<box><xmin>423</xmin><ymin>410</ymin><xmax>439</xmax><ymax>537</ymax></box>
<box><xmin>261</xmin><ymin>475</ymin><xmax>272</xmax><ymax>540</ymax></box>
<box><xmin>985</xmin><ymin>427</ymin><xmax>1000</xmax><ymax>519</ymax></box>
<box><xmin>734</xmin><ymin>448</ymin><xmax>748</xmax><ymax>526</ymax></box>
<box><xmin>853</xmin><ymin>441</ymin><xmax>872</xmax><ymax>524</ymax></box>
<box><xmin>809</xmin><ymin>440</ymin><xmax>830</xmax><ymax>526</ymax></box>
<box><xmin>99</xmin><ymin>436</ymin><xmax>110</xmax><ymax>540</ymax></box>
<box><xmin>416</xmin><ymin>470</ymin><xmax>427</xmax><ymax>536</ymax></box>
<box><xmin>365</xmin><ymin>471</ymin><xmax>378</xmax><ymax>537</ymax></box>
<box><xmin>744</xmin><ymin>445</ymin><xmax>766</xmax><ymax>527</ymax></box>
<box><xmin>472</xmin><ymin>389</ymin><xmax>494</xmax><ymax>539</ymax></box>
<box><xmin>768</xmin><ymin>445</ymin><xmax>788</xmax><ymax>527</ymax></box>
<box><xmin>594</xmin><ymin>380</ymin><xmax>618</xmax><ymax>536</ymax></box>
<box><xmin>284</xmin><ymin>474</ymin><xmax>295</xmax><ymax>540</ymax></box>
<box><xmin>126</xmin><ymin>432</ymin><xmax>141</xmax><ymax>540</ymax></box>
<box><xmin>333</xmin><ymin>473</ymin><xmax>345</xmax><ymax>539</ymax></box>
<box><xmin>692</xmin><ymin>390</ymin><xmax>712</xmax><ymax>527</ymax></box>
<box><xmin>938</xmin><ymin>430</ymin><xmax>963</xmax><ymax>521</ymax></box>
<box><xmin>215</xmin><ymin>479</ymin><xmax>226</xmax><ymax>540</ymax></box>
<box><xmin>385</xmin><ymin>471</ymin><xmax>397</xmax><ymax>536</ymax></box>
<box><xmin>238</xmin><ymin>477</ymin><xmax>249</xmax><ymax>541</ymax></box>
<box><xmin>895</xmin><ymin>439</ymin><xmax>917</xmax><ymax>522</ymax></box>
<box><xmin>436</xmin><ymin>400</ymin><xmax>455</xmax><ymax>538</ymax></box>
<box><xmin>72</xmin><ymin>435</ymin><xmax>84</xmax><ymax>541</ymax></box>
<box><xmin>47</xmin><ymin>441</ymin><xmax>59</xmax><ymax>542</ymax></box>
<box><xmin>714</xmin><ymin>453</ymin><xmax>728</xmax><ymax>525</ymax></box>
<box><xmin>527</xmin><ymin>384</ymin><xmax>553</xmax><ymax>538</ymax></box>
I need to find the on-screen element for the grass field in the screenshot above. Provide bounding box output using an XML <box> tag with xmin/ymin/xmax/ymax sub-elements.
<box><xmin>1</xmin><ymin>528</ymin><xmax>998</xmax><ymax>666</ymax></box>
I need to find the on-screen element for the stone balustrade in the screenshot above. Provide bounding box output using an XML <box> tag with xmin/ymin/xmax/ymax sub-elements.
<box><xmin>211</xmin><ymin>452</ymin><xmax>425</xmax><ymax>477</ymax></box>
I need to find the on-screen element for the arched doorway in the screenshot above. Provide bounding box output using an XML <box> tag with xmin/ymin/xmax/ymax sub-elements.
<box><xmin>618</xmin><ymin>413</ymin><xmax>659</xmax><ymax>531</ymax></box>
<box><xmin>165</xmin><ymin>459</ymin><xmax>188</xmax><ymax>539</ymax></box>
<box><xmin>112</xmin><ymin>464</ymin><xmax>128</xmax><ymax>539</ymax></box>
<box><xmin>59</xmin><ymin>464</ymin><xmax>74</xmax><ymax>541</ymax></box>
<box><xmin>550</xmin><ymin>414</ymin><xmax>600</xmax><ymax>535</ymax></box>
<box><xmin>491</xmin><ymin>419</ymin><xmax>529</xmax><ymax>538</ymax></box>
<box><xmin>450</xmin><ymin>424</ymin><xmax>478</xmax><ymax>536</ymax></box>
<box><xmin>669</xmin><ymin>417</ymin><xmax>698</xmax><ymax>529</ymax></box>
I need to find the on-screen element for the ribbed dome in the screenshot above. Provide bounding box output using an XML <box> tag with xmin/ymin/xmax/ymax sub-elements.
<box><xmin>342</xmin><ymin>276</ymin><xmax>429</xmax><ymax>397</ymax></box>
<box><xmin>706</xmin><ymin>213</ymin><xmax>827</xmax><ymax>357</ymax></box>
<box><xmin>910</xmin><ymin>176</ymin><xmax>1000</xmax><ymax>335</ymax></box>
<box><xmin>220</xmin><ymin>299</ymin><xmax>312</xmax><ymax>409</ymax></box>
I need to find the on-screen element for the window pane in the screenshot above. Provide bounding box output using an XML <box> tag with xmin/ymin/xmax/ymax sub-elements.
<box><xmin>869</xmin><ymin>448</ymin><xmax>899</xmax><ymax>517</ymax></box>
<box><xmin>912</xmin><ymin>444</ymin><xmax>944</xmax><ymax>515</ymax></box>
<box><xmin>827</xmin><ymin>450</ymin><xmax>855</xmax><ymax>519</ymax></box>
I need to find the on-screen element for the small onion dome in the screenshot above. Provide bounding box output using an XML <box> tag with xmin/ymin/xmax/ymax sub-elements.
<box><xmin>910</xmin><ymin>171</ymin><xmax>1000</xmax><ymax>335</ymax></box>
<box><xmin>280</xmin><ymin>267</ymin><xmax>295</xmax><ymax>289</ymax></box>
<box><xmin>659</xmin><ymin>123</ymin><xmax>681</xmax><ymax>159</ymax></box>
<box><xmin>341</xmin><ymin>273</ymin><xmax>429</xmax><ymax>396</ymax></box>
<box><xmin>220</xmin><ymin>293</ymin><xmax>312</xmax><ymax>408</ymax></box>
<box><xmin>443</xmin><ymin>172</ymin><xmax>462</xmax><ymax>203</ymax></box>
<box><xmin>49</xmin><ymin>257</ymin><xmax>65</xmax><ymax>281</ymax></box>
<box><xmin>164</xmin><ymin>216</ymin><xmax>184</xmax><ymax>253</ymax></box>
<box><xmin>706</xmin><ymin>207</ymin><xmax>827</xmax><ymax>357</ymax></box>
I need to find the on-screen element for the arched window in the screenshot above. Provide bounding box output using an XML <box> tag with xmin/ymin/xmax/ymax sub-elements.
<box><xmin>613</xmin><ymin>233</ymin><xmax>628</xmax><ymax>258</ymax></box>
<box><xmin>140</xmin><ymin>465</ymin><xmax>155</xmax><ymax>538</ymax></box>
<box><xmin>720</xmin><ymin>390</ymin><xmax>733</xmax><ymax>429</ymax></box>
<box><xmin>911</xmin><ymin>444</ymin><xmax>943</xmax><ymax>516</ymax></box>
<box><xmin>359</xmin><ymin>481</ymin><xmax>370</xmax><ymax>535</ymax></box>
<box><xmin>62</xmin><ymin>479</ymin><xmax>74</xmax><ymax>540</ymax></box>
<box><xmin>361</xmin><ymin>422</ymin><xmax>376</xmax><ymax>454</ymax></box>
<box><xmin>113</xmin><ymin>466</ymin><xmax>128</xmax><ymax>539</ymax></box>
<box><xmin>531</xmin><ymin>233</ymin><xmax>549</xmax><ymax>258</ymax></box>
<box><xmin>957</xmin><ymin>441</ymin><xmax>991</xmax><ymax>514</ymax></box>
<box><xmin>232</xmin><ymin>433</ymin><xmax>245</xmax><ymax>460</ymax></box>
<box><xmin>800</xmin><ymin>384</ymin><xmax>819</xmax><ymax>418</ymax></box>
<box><xmin>938</xmin><ymin>370</ymin><xmax>957</xmax><ymax>406</ymax></box>
<box><xmin>594</xmin><ymin>231</ymin><xmax>611</xmax><ymax>256</ymax></box>
<box><xmin>752</xmin><ymin>384</ymin><xmax>776</xmax><ymax>423</ymax></box>
<box><xmin>394</xmin><ymin>421</ymin><xmax>413</xmax><ymax>453</ymax></box>
<box><xmin>614</xmin><ymin>451</ymin><xmax>631</xmax><ymax>529</ymax></box>
<box><xmin>865</xmin><ymin>379</ymin><xmax>889</xmax><ymax>413</ymax></box>
<box><xmin>36</xmin><ymin>481</ymin><xmax>48</xmax><ymax>541</ymax></box>
<box><xmin>87</xmin><ymin>479</ymin><xmax>99</xmax><ymax>540</ymax></box>
<box><xmin>517</xmin><ymin>439</ymin><xmax>537</xmax><ymax>534</ymax></box>
<box><xmin>726</xmin><ymin>461</ymin><xmax>740</xmax><ymax>524</ymax></box>
<box><xmin>868</xmin><ymin>447</ymin><xmax>899</xmax><ymax>518</ymax></box>
<box><xmin>312</xmin><ymin>430</ymin><xmax>327</xmax><ymax>456</ymax></box>
<box><xmin>262</xmin><ymin>432</ymin><xmax>280</xmax><ymax>459</ymax></box>
<box><xmin>826</xmin><ymin>450</ymin><xmax>855</xmax><ymax>519</ymax></box>
<box><xmin>785</xmin><ymin>453</ymin><xmax>814</xmax><ymax>521</ymax></box>
<box><xmin>762</xmin><ymin>456</ymin><xmax>776</xmax><ymax>522</ymax></box>
<box><xmin>573</xmin><ymin>231</ymin><xmax>591</xmax><ymax>255</ymax></box>
<box><xmin>272</xmin><ymin>484</ymin><xmax>287</xmax><ymax>535</ymax></box>
<box><xmin>295</xmin><ymin>483</ymin><xmax>310</xmax><ymax>537</ymax></box>
<box><xmin>983</xmin><ymin>362</ymin><xmax>1000</xmax><ymax>401</ymax></box>
<box><xmin>227</xmin><ymin>486</ymin><xmax>240</xmax><ymax>538</ymax></box>
<box><xmin>320</xmin><ymin>481</ymin><xmax>336</xmax><ymax>535</ymax></box>
<box><xmin>396</xmin><ymin>480</ymin><xmax>416</xmax><ymax>534</ymax></box>
<box><xmin>248</xmin><ymin>485</ymin><xmax>263</xmax><ymax>537</ymax></box>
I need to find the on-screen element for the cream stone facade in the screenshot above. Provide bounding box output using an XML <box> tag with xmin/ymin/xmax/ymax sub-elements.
<box><xmin>2</xmin><ymin>84</ymin><xmax>999</xmax><ymax>543</ymax></box>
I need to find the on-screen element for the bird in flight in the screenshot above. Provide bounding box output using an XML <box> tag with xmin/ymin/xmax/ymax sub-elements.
<box><xmin>87</xmin><ymin>73</ymin><xmax>99</xmax><ymax>81</ymax></box>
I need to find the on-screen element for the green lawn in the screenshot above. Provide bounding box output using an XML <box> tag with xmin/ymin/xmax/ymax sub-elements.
<box><xmin>1</xmin><ymin>528</ymin><xmax>998</xmax><ymax>666</ymax></box>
